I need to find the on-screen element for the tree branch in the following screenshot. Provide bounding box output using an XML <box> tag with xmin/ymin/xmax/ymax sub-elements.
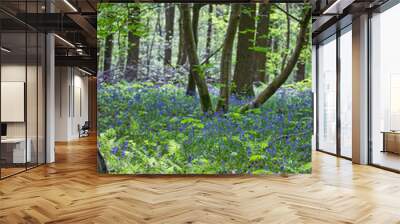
<box><xmin>272</xmin><ymin>4</ymin><xmax>301</xmax><ymax>23</ymax></box>
<box><xmin>240</xmin><ymin>7</ymin><xmax>311</xmax><ymax>113</ymax></box>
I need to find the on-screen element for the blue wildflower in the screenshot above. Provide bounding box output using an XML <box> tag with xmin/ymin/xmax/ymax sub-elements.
<box><xmin>117</xmin><ymin>119</ymin><xmax>122</xmax><ymax>126</ymax></box>
<box><xmin>188</xmin><ymin>155</ymin><xmax>193</xmax><ymax>164</ymax></box>
<box><xmin>246</xmin><ymin>147</ymin><xmax>252</xmax><ymax>157</ymax></box>
<box><xmin>111</xmin><ymin>146</ymin><xmax>118</xmax><ymax>155</ymax></box>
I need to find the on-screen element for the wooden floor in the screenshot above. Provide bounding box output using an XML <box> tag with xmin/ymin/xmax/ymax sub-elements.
<box><xmin>1</xmin><ymin>136</ymin><xmax>400</xmax><ymax>224</ymax></box>
<box><xmin>372</xmin><ymin>150</ymin><xmax>400</xmax><ymax>171</ymax></box>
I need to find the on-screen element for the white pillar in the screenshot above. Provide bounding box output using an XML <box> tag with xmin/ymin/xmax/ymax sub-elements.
<box><xmin>46</xmin><ymin>32</ymin><xmax>55</xmax><ymax>163</ymax></box>
<box><xmin>352</xmin><ymin>14</ymin><xmax>369</xmax><ymax>164</ymax></box>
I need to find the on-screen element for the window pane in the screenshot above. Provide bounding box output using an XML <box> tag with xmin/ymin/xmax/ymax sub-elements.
<box><xmin>1</xmin><ymin>31</ymin><xmax>27</xmax><ymax>177</ymax></box>
<box><xmin>371</xmin><ymin>4</ymin><xmax>400</xmax><ymax>171</ymax></box>
<box><xmin>340</xmin><ymin>28</ymin><xmax>352</xmax><ymax>158</ymax></box>
<box><xmin>318</xmin><ymin>36</ymin><xmax>337</xmax><ymax>154</ymax></box>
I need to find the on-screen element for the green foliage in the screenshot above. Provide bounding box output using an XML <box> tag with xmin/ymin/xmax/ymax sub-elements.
<box><xmin>98</xmin><ymin>82</ymin><xmax>313</xmax><ymax>174</ymax></box>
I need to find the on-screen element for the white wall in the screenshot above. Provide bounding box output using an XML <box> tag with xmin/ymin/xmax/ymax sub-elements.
<box><xmin>55</xmin><ymin>66</ymin><xmax>69</xmax><ymax>141</ymax></box>
<box><xmin>55</xmin><ymin>66</ymin><xmax>89</xmax><ymax>141</ymax></box>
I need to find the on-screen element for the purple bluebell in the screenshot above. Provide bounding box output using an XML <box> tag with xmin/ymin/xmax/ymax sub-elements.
<box><xmin>111</xmin><ymin>146</ymin><xmax>118</xmax><ymax>155</ymax></box>
<box><xmin>246</xmin><ymin>147</ymin><xmax>252</xmax><ymax>157</ymax></box>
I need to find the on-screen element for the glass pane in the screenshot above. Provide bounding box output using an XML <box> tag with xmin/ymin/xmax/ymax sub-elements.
<box><xmin>371</xmin><ymin>5</ymin><xmax>400</xmax><ymax>171</ymax></box>
<box><xmin>318</xmin><ymin>36</ymin><xmax>337</xmax><ymax>154</ymax></box>
<box><xmin>340</xmin><ymin>28</ymin><xmax>352</xmax><ymax>158</ymax></box>
<box><xmin>27</xmin><ymin>31</ymin><xmax>38</xmax><ymax>169</ymax></box>
<box><xmin>1</xmin><ymin>31</ymin><xmax>27</xmax><ymax>177</ymax></box>
<box><xmin>38</xmin><ymin>32</ymin><xmax>45</xmax><ymax>165</ymax></box>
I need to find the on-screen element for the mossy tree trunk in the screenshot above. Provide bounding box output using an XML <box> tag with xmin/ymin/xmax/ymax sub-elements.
<box><xmin>164</xmin><ymin>3</ymin><xmax>175</xmax><ymax>72</ymax></box>
<box><xmin>295</xmin><ymin>62</ymin><xmax>306</xmax><ymax>82</ymax></box>
<box><xmin>104</xmin><ymin>34</ymin><xmax>113</xmax><ymax>72</ymax></box>
<box><xmin>125</xmin><ymin>5</ymin><xmax>141</xmax><ymax>81</ymax></box>
<box><xmin>216</xmin><ymin>5</ymin><xmax>241</xmax><ymax>112</ymax></box>
<box><xmin>205</xmin><ymin>4</ymin><xmax>213</xmax><ymax>65</ymax></box>
<box><xmin>180</xmin><ymin>4</ymin><xmax>213</xmax><ymax>113</ymax></box>
<box><xmin>254</xmin><ymin>3</ymin><xmax>271</xmax><ymax>83</ymax></box>
<box><xmin>177</xmin><ymin>14</ymin><xmax>187</xmax><ymax>66</ymax></box>
<box><xmin>186</xmin><ymin>4</ymin><xmax>205</xmax><ymax>96</ymax></box>
<box><xmin>232</xmin><ymin>4</ymin><xmax>257</xmax><ymax>97</ymax></box>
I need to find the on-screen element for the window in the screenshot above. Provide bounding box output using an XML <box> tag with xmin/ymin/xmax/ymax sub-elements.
<box><xmin>370</xmin><ymin>4</ymin><xmax>400</xmax><ymax>171</ymax></box>
<box><xmin>317</xmin><ymin>35</ymin><xmax>337</xmax><ymax>154</ymax></box>
<box><xmin>339</xmin><ymin>27</ymin><xmax>352</xmax><ymax>158</ymax></box>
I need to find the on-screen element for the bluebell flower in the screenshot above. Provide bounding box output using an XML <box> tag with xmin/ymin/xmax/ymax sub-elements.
<box><xmin>188</xmin><ymin>155</ymin><xmax>193</xmax><ymax>164</ymax></box>
<box><xmin>111</xmin><ymin>146</ymin><xmax>118</xmax><ymax>155</ymax></box>
<box><xmin>246</xmin><ymin>147</ymin><xmax>252</xmax><ymax>157</ymax></box>
<box><xmin>123</xmin><ymin>141</ymin><xmax>128</xmax><ymax>149</ymax></box>
<box><xmin>134</xmin><ymin>94</ymin><xmax>141</xmax><ymax>101</ymax></box>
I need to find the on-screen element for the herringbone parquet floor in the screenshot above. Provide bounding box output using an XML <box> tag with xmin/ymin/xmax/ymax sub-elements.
<box><xmin>1</xmin><ymin>135</ymin><xmax>400</xmax><ymax>224</ymax></box>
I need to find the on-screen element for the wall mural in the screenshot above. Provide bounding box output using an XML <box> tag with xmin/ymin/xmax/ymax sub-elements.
<box><xmin>97</xmin><ymin>3</ymin><xmax>313</xmax><ymax>174</ymax></box>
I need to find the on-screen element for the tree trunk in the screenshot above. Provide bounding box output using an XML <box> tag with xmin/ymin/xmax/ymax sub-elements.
<box><xmin>156</xmin><ymin>7</ymin><xmax>163</xmax><ymax>62</ymax></box>
<box><xmin>240</xmin><ymin>8</ymin><xmax>311</xmax><ymax>113</ymax></box>
<box><xmin>186</xmin><ymin>4</ymin><xmax>205</xmax><ymax>96</ymax></box>
<box><xmin>177</xmin><ymin>14</ymin><xmax>187</xmax><ymax>66</ymax></box>
<box><xmin>116</xmin><ymin>30</ymin><xmax>124</xmax><ymax>73</ymax></box>
<box><xmin>103</xmin><ymin>34</ymin><xmax>113</xmax><ymax>72</ymax></box>
<box><xmin>295</xmin><ymin>62</ymin><xmax>306</xmax><ymax>82</ymax></box>
<box><xmin>125</xmin><ymin>5</ymin><xmax>141</xmax><ymax>81</ymax></box>
<box><xmin>179</xmin><ymin>4</ymin><xmax>213</xmax><ymax>113</ymax></box>
<box><xmin>205</xmin><ymin>4</ymin><xmax>213</xmax><ymax>65</ymax></box>
<box><xmin>280</xmin><ymin>3</ymin><xmax>291</xmax><ymax>74</ymax></box>
<box><xmin>147</xmin><ymin>11</ymin><xmax>159</xmax><ymax>76</ymax></box>
<box><xmin>254</xmin><ymin>3</ymin><xmax>271</xmax><ymax>83</ymax></box>
<box><xmin>216</xmin><ymin>5</ymin><xmax>241</xmax><ymax>112</ymax></box>
<box><xmin>232</xmin><ymin>4</ymin><xmax>257</xmax><ymax>97</ymax></box>
<box><xmin>164</xmin><ymin>3</ymin><xmax>175</xmax><ymax>71</ymax></box>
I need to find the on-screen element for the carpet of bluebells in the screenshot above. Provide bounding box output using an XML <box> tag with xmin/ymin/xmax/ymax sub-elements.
<box><xmin>98</xmin><ymin>80</ymin><xmax>313</xmax><ymax>174</ymax></box>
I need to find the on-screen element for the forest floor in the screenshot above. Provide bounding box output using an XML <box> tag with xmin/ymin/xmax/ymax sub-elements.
<box><xmin>98</xmin><ymin>81</ymin><xmax>313</xmax><ymax>174</ymax></box>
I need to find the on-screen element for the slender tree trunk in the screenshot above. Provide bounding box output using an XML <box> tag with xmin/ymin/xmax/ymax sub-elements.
<box><xmin>125</xmin><ymin>5</ymin><xmax>141</xmax><ymax>81</ymax></box>
<box><xmin>116</xmin><ymin>29</ymin><xmax>124</xmax><ymax>74</ymax></box>
<box><xmin>186</xmin><ymin>4</ymin><xmax>202</xmax><ymax>96</ymax></box>
<box><xmin>295</xmin><ymin>62</ymin><xmax>306</xmax><ymax>82</ymax></box>
<box><xmin>99</xmin><ymin>39</ymin><xmax>104</xmax><ymax>73</ymax></box>
<box><xmin>192</xmin><ymin>4</ymin><xmax>203</xmax><ymax>44</ymax></box>
<box><xmin>280</xmin><ymin>3</ymin><xmax>291</xmax><ymax>73</ymax></box>
<box><xmin>147</xmin><ymin>12</ymin><xmax>160</xmax><ymax>76</ymax></box>
<box><xmin>216</xmin><ymin>5</ymin><xmax>241</xmax><ymax>112</ymax></box>
<box><xmin>205</xmin><ymin>4</ymin><xmax>213</xmax><ymax>65</ymax></box>
<box><xmin>254</xmin><ymin>3</ymin><xmax>271</xmax><ymax>83</ymax></box>
<box><xmin>177</xmin><ymin>14</ymin><xmax>187</xmax><ymax>66</ymax></box>
<box><xmin>232</xmin><ymin>4</ymin><xmax>257</xmax><ymax>97</ymax></box>
<box><xmin>272</xmin><ymin>38</ymin><xmax>279</xmax><ymax>78</ymax></box>
<box><xmin>103</xmin><ymin>34</ymin><xmax>113</xmax><ymax>72</ymax></box>
<box><xmin>179</xmin><ymin>4</ymin><xmax>213</xmax><ymax>113</ymax></box>
<box><xmin>164</xmin><ymin>3</ymin><xmax>175</xmax><ymax>71</ymax></box>
<box><xmin>240</xmin><ymin>8</ymin><xmax>311</xmax><ymax>113</ymax></box>
<box><xmin>156</xmin><ymin>8</ymin><xmax>163</xmax><ymax>61</ymax></box>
